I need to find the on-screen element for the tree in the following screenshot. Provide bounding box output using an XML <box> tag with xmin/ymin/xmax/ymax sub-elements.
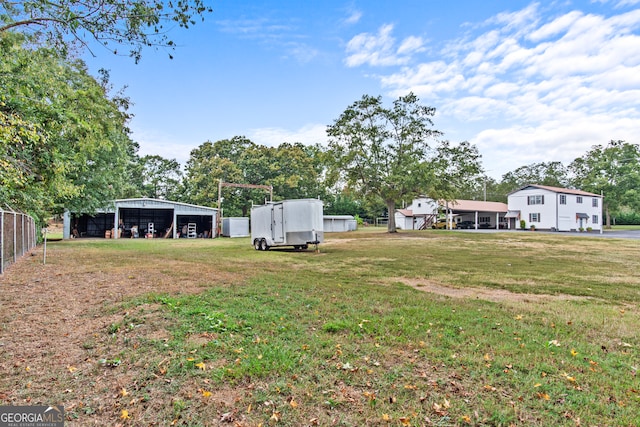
<box><xmin>1</xmin><ymin>32</ymin><xmax>138</xmax><ymax>222</ymax></box>
<box><xmin>138</xmin><ymin>155</ymin><xmax>183</xmax><ymax>200</ymax></box>
<box><xmin>182</xmin><ymin>140</ymin><xmax>247</xmax><ymax>211</ymax></box>
<box><xmin>429</xmin><ymin>140</ymin><xmax>483</xmax><ymax>201</ymax></box>
<box><xmin>499</xmin><ymin>161</ymin><xmax>570</xmax><ymax>194</ymax></box>
<box><xmin>570</xmin><ymin>140</ymin><xmax>640</xmax><ymax>227</ymax></box>
<box><xmin>0</xmin><ymin>0</ymin><xmax>213</xmax><ymax>61</ymax></box>
<box><xmin>327</xmin><ymin>93</ymin><xmax>442</xmax><ymax>233</ymax></box>
<box><xmin>183</xmin><ymin>138</ymin><xmax>328</xmax><ymax>217</ymax></box>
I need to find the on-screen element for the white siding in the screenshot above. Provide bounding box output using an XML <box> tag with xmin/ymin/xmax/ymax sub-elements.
<box><xmin>508</xmin><ymin>187</ymin><xmax>603</xmax><ymax>231</ymax></box>
<box><xmin>406</xmin><ymin>197</ymin><xmax>438</xmax><ymax>215</ymax></box>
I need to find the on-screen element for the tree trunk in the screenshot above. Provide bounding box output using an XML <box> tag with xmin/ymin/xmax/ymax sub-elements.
<box><xmin>605</xmin><ymin>204</ymin><xmax>611</xmax><ymax>229</ymax></box>
<box><xmin>386</xmin><ymin>200</ymin><xmax>397</xmax><ymax>233</ymax></box>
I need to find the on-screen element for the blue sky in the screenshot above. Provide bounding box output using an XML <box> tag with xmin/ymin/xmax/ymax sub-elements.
<box><xmin>82</xmin><ymin>0</ymin><xmax>640</xmax><ymax>179</ymax></box>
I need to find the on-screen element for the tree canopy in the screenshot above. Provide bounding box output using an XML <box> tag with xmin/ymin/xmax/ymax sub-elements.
<box><xmin>327</xmin><ymin>93</ymin><xmax>483</xmax><ymax>232</ymax></box>
<box><xmin>0</xmin><ymin>0</ymin><xmax>213</xmax><ymax>61</ymax></box>
<box><xmin>0</xmin><ymin>32</ymin><xmax>138</xmax><ymax>222</ymax></box>
<box><xmin>570</xmin><ymin>140</ymin><xmax>640</xmax><ymax>227</ymax></box>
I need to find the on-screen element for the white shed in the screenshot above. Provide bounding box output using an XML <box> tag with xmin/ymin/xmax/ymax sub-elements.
<box><xmin>222</xmin><ymin>217</ymin><xmax>249</xmax><ymax>238</ymax></box>
<box><xmin>323</xmin><ymin>215</ymin><xmax>357</xmax><ymax>232</ymax></box>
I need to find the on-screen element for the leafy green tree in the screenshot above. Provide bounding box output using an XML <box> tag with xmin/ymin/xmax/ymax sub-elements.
<box><xmin>183</xmin><ymin>138</ymin><xmax>328</xmax><ymax>217</ymax></box>
<box><xmin>499</xmin><ymin>161</ymin><xmax>570</xmax><ymax>196</ymax></box>
<box><xmin>0</xmin><ymin>0</ymin><xmax>212</xmax><ymax>61</ymax></box>
<box><xmin>182</xmin><ymin>138</ymin><xmax>248</xmax><ymax>213</ymax></box>
<box><xmin>428</xmin><ymin>140</ymin><xmax>483</xmax><ymax>201</ymax></box>
<box><xmin>327</xmin><ymin>93</ymin><xmax>443</xmax><ymax>233</ymax></box>
<box><xmin>138</xmin><ymin>155</ymin><xmax>183</xmax><ymax>200</ymax></box>
<box><xmin>1</xmin><ymin>32</ymin><xmax>137</xmax><ymax>221</ymax></box>
<box><xmin>570</xmin><ymin>140</ymin><xmax>640</xmax><ymax>227</ymax></box>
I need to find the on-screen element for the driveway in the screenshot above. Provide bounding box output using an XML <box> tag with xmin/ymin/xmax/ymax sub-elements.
<box><xmin>457</xmin><ymin>228</ymin><xmax>640</xmax><ymax>239</ymax></box>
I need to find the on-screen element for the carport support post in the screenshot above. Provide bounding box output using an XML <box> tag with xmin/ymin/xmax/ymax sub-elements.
<box><xmin>173</xmin><ymin>212</ymin><xmax>178</xmax><ymax>239</ymax></box>
<box><xmin>495</xmin><ymin>212</ymin><xmax>499</xmax><ymax>229</ymax></box>
<box><xmin>114</xmin><ymin>209</ymin><xmax>120</xmax><ymax>239</ymax></box>
<box><xmin>475</xmin><ymin>211</ymin><xmax>478</xmax><ymax>229</ymax></box>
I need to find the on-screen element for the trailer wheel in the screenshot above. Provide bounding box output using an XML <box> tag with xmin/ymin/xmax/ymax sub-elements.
<box><xmin>302</xmin><ymin>245</ymin><xmax>308</xmax><ymax>250</ymax></box>
<box><xmin>254</xmin><ymin>239</ymin><xmax>261</xmax><ymax>250</ymax></box>
<box><xmin>259</xmin><ymin>239</ymin><xmax>269</xmax><ymax>251</ymax></box>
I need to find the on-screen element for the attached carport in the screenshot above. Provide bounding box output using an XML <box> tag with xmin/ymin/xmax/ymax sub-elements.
<box><xmin>444</xmin><ymin>200</ymin><xmax>509</xmax><ymax>229</ymax></box>
<box><xmin>64</xmin><ymin>198</ymin><xmax>218</xmax><ymax>239</ymax></box>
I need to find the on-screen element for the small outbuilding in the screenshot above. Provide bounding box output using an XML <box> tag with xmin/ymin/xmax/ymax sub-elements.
<box><xmin>323</xmin><ymin>215</ymin><xmax>357</xmax><ymax>232</ymax></box>
<box><xmin>63</xmin><ymin>198</ymin><xmax>218</xmax><ymax>239</ymax></box>
<box><xmin>222</xmin><ymin>217</ymin><xmax>250</xmax><ymax>238</ymax></box>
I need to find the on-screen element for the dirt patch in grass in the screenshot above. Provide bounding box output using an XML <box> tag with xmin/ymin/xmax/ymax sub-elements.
<box><xmin>391</xmin><ymin>277</ymin><xmax>592</xmax><ymax>303</ymax></box>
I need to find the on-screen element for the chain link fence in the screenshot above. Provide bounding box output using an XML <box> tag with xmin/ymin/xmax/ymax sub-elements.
<box><xmin>1</xmin><ymin>205</ymin><xmax>37</xmax><ymax>274</ymax></box>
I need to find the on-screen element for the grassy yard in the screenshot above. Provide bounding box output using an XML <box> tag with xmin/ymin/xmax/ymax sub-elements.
<box><xmin>1</xmin><ymin>229</ymin><xmax>639</xmax><ymax>426</ymax></box>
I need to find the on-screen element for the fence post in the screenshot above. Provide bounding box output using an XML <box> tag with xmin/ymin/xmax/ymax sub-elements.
<box><xmin>13</xmin><ymin>209</ymin><xmax>17</xmax><ymax>264</ymax></box>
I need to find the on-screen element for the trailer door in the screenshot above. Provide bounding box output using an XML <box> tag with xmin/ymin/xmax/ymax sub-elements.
<box><xmin>273</xmin><ymin>204</ymin><xmax>285</xmax><ymax>243</ymax></box>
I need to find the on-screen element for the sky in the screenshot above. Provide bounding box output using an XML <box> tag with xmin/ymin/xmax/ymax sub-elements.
<box><xmin>81</xmin><ymin>0</ymin><xmax>640</xmax><ymax>179</ymax></box>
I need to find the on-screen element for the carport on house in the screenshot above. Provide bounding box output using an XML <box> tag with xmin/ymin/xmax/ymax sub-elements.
<box><xmin>63</xmin><ymin>198</ymin><xmax>218</xmax><ymax>239</ymax></box>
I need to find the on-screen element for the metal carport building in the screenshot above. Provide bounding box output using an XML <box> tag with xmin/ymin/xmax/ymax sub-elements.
<box><xmin>63</xmin><ymin>198</ymin><xmax>218</xmax><ymax>239</ymax></box>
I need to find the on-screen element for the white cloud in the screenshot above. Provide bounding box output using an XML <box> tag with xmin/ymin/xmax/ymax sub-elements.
<box><xmin>344</xmin><ymin>9</ymin><xmax>363</xmax><ymax>25</ymax></box>
<box><xmin>344</xmin><ymin>24</ymin><xmax>424</xmax><ymax>67</ymax></box>
<box><xmin>363</xmin><ymin>4</ymin><xmax>640</xmax><ymax>177</ymax></box>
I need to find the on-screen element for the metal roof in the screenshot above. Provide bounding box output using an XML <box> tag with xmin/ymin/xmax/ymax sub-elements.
<box><xmin>508</xmin><ymin>184</ymin><xmax>601</xmax><ymax>197</ymax></box>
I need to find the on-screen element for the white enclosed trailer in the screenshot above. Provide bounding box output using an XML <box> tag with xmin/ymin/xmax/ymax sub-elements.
<box><xmin>251</xmin><ymin>199</ymin><xmax>324</xmax><ymax>250</ymax></box>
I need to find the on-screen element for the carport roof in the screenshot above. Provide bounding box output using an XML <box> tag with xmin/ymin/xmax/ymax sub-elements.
<box><xmin>441</xmin><ymin>199</ymin><xmax>508</xmax><ymax>213</ymax></box>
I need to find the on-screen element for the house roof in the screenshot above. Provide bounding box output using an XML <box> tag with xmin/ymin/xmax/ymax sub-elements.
<box><xmin>442</xmin><ymin>199</ymin><xmax>508</xmax><ymax>213</ymax></box>
<box><xmin>396</xmin><ymin>209</ymin><xmax>413</xmax><ymax>217</ymax></box>
<box><xmin>509</xmin><ymin>184</ymin><xmax>601</xmax><ymax>197</ymax></box>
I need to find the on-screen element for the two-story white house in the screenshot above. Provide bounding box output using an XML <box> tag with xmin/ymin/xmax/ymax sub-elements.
<box><xmin>506</xmin><ymin>185</ymin><xmax>603</xmax><ymax>231</ymax></box>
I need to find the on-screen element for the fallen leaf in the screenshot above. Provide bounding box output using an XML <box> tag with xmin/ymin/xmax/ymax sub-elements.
<box><xmin>121</xmin><ymin>409</ymin><xmax>130</xmax><ymax>419</ymax></box>
<box><xmin>120</xmin><ymin>388</ymin><xmax>128</xmax><ymax>397</ymax></box>
<box><xmin>289</xmin><ymin>399</ymin><xmax>298</xmax><ymax>408</ymax></box>
<box><xmin>571</xmin><ymin>349</ymin><xmax>578</xmax><ymax>357</ymax></box>
<box><xmin>399</xmin><ymin>416</ymin><xmax>411</xmax><ymax>426</ymax></box>
<box><xmin>67</xmin><ymin>366</ymin><xmax>77</xmax><ymax>373</ymax></box>
<box><xmin>381</xmin><ymin>413</ymin><xmax>391</xmax><ymax>421</ymax></box>
<box><xmin>200</xmin><ymin>389</ymin><xmax>212</xmax><ymax>398</ymax></box>
<box><xmin>195</xmin><ymin>362</ymin><xmax>206</xmax><ymax>370</ymax></box>
<box><xmin>537</xmin><ymin>392</ymin><xmax>550</xmax><ymax>400</ymax></box>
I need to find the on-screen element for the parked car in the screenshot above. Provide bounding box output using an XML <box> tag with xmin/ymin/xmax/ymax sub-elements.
<box><xmin>457</xmin><ymin>220</ymin><xmax>476</xmax><ymax>229</ymax></box>
<box><xmin>478</xmin><ymin>223</ymin><xmax>493</xmax><ymax>229</ymax></box>
<box><xmin>432</xmin><ymin>218</ymin><xmax>457</xmax><ymax>229</ymax></box>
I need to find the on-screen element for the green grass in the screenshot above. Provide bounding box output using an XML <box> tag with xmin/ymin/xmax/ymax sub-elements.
<box><xmin>42</xmin><ymin>231</ymin><xmax>640</xmax><ymax>425</ymax></box>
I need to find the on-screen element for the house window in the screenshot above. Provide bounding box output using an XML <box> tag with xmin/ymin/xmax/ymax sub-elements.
<box><xmin>529</xmin><ymin>213</ymin><xmax>541</xmax><ymax>222</ymax></box>
<box><xmin>576</xmin><ymin>196</ymin><xmax>583</xmax><ymax>204</ymax></box>
<box><xmin>592</xmin><ymin>215</ymin><xmax>599</xmax><ymax>224</ymax></box>
<box><xmin>479</xmin><ymin>216</ymin><xmax>490</xmax><ymax>223</ymax></box>
<box><xmin>559</xmin><ymin>195</ymin><xmax>566</xmax><ymax>205</ymax></box>
<box><xmin>418</xmin><ymin>203</ymin><xmax>421</xmax><ymax>207</ymax></box>
<box><xmin>527</xmin><ymin>195</ymin><xmax>544</xmax><ymax>205</ymax></box>
<box><xmin>592</xmin><ymin>198</ymin><xmax>598</xmax><ymax>207</ymax></box>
